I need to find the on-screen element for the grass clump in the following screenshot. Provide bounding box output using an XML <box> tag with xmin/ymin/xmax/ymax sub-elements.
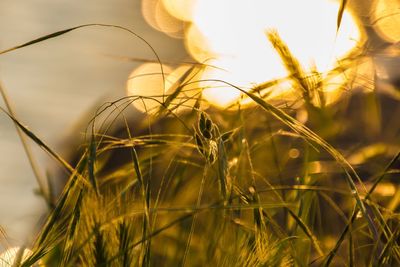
<box><xmin>0</xmin><ymin>22</ymin><xmax>399</xmax><ymax>267</ymax></box>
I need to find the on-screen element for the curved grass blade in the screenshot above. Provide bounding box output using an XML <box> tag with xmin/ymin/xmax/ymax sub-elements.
<box><xmin>242</xmin><ymin>87</ymin><xmax>380</xmax><ymax>260</ymax></box>
<box><xmin>159</xmin><ymin>64</ymin><xmax>197</xmax><ymax>112</ymax></box>
<box><xmin>0</xmin><ymin>23</ymin><xmax>167</xmax><ymax>101</ymax></box>
<box><xmin>0</xmin><ymin>27</ymin><xmax>82</xmax><ymax>55</ymax></box>
<box><xmin>323</xmin><ymin>151</ymin><xmax>400</xmax><ymax>265</ymax></box>
<box><xmin>201</xmin><ymin>79</ymin><xmax>376</xmax><ymax>232</ymax></box>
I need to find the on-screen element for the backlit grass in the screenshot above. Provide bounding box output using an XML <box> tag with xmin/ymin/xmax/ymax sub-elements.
<box><xmin>1</xmin><ymin>17</ymin><xmax>400</xmax><ymax>266</ymax></box>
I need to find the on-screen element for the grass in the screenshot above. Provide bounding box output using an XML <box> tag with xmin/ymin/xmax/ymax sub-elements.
<box><xmin>1</xmin><ymin>18</ymin><xmax>400</xmax><ymax>266</ymax></box>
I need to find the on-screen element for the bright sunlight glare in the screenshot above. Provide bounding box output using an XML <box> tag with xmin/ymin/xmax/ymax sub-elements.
<box><xmin>127</xmin><ymin>63</ymin><xmax>173</xmax><ymax>113</ymax></box>
<box><xmin>142</xmin><ymin>0</ymin><xmax>185</xmax><ymax>38</ymax></box>
<box><xmin>372</xmin><ymin>0</ymin><xmax>400</xmax><ymax>43</ymax></box>
<box><xmin>126</xmin><ymin>63</ymin><xmax>202</xmax><ymax>113</ymax></box>
<box><xmin>0</xmin><ymin>247</ymin><xmax>41</xmax><ymax>267</ymax></box>
<box><xmin>134</xmin><ymin>0</ymin><xmax>362</xmax><ymax>109</ymax></box>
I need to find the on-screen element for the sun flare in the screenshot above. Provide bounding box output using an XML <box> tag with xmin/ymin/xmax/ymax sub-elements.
<box><xmin>131</xmin><ymin>0</ymin><xmax>362</xmax><ymax>110</ymax></box>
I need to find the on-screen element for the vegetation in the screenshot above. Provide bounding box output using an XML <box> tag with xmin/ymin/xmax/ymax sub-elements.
<box><xmin>1</xmin><ymin>10</ymin><xmax>400</xmax><ymax>267</ymax></box>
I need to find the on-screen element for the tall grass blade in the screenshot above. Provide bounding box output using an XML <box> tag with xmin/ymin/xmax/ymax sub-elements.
<box><xmin>128</xmin><ymin>141</ymin><xmax>151</xmax><ymax>266</ymax></box>
<box><xmin>118</xmin><ymin>220</ymin><xmax>134</xmax><ymax>267</ymax></box>
<box><xmin>88</xmin><ymin>134</ymin><xmax>100</xmax><ymax>196</ymax></box>
<box><xmin>160</xmin><ymin>64</ymin><xmax>197</xmax><ymax>112</ymax></box>
<box><xmin>267</xmin><ymin>31</ymin><xmax>312</xmax><ymax>101</ymax></box>
<box><xmin>202</xmin><ymin>80</ymin><xmax>377</xmax><ymax>234</ymax></box>
<box><xmin>287</xmin><ymin>209</ymin><xmax>324</xmax><ymax>257</ymax></box>
<box><xmin>93</xmin><ymin>221</ymin><xmax>108</xmax><ymax>267</ymax></box>
<box><xmin>217</xmin><ymin>138</ymin><xmax>229</xmax><ymax>201</ymax></box>
<box><xmin>59</xmin><ymin>188</ymin><xmax>84</xmax><ymax>266</ymax></box>
<box><xmin>0</xmin><ymin>82</ymin><xmax>50</xmax><ymax>204</ymax></box>
<box><xmin>21</xmin><ymin>156</ymin><xmax>87</xmax><ymax>267</ymax></box>
<box><xmin>377</xmin><ymin>227</ymin><xmax>400</xmax><ymax>266</ymax></box>
<box><xmin>107</xmin><ymin>212</ymin><xmax>195</xmax><ymax>265</ymax></box>
<box><xmin>0</xmin><ymin>106</ymin><xmax>89</xmax><ymax>185</ymax></box>
<box><xmin>324</xmin><ymin>151</ymin><xmax>400</xmax><ymax>265</ymax></box>
<box><xmin>337</xmin><ymin>0</ymin><xmax>348</xmax><ymax>32</ymax></box>
<box><xmin>182</xmin><ymin>167</ymin><xmax>208</xmax><ymax>266</ymax></box>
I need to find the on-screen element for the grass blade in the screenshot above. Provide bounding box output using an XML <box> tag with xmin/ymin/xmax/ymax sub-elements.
<box><xmin>0</xmin><ymin>82</ymin><xmax>50</xmax><ymax>204</ymax></box>
<box><xmin>0</xmin><ymin>27</ymin><xmax>82</xmax><ymax>55</ymax></box>
<box><xmin>201</xmin><ymin>79</ymin><xmax>376</xmax><ymax>233</ymax></box>
<box><xmin>160</xmin><ymin>64</ymin><xmax>197</xmax><ymax>112</ymax></box>
<box><xmin>59</xmin><ymin>189</ymin><xmax>84</xmax><ymax>266</ymax></box>
<box><xmin>88</xmin><ymin>134</ymin><xmax>100</xmax><ymax>196</ymax></box>
<box><xmin>287</xmin><ymin>209</ymin><xmax>324</xmax><ymax>257</ymax></box>
<box><xmin>337</xmin><ymin>0</ymin><xmax>348</xmax><ymax>32</ymax></box>
<box><xmin>0</xmin><ymin>106</ymin><xmax>88</xmax><ymax>186</ymax></box>
<box><xmin>323</xmin><ymin>151</ymin><xmax>400</xmax><ymax>265</ymax></box>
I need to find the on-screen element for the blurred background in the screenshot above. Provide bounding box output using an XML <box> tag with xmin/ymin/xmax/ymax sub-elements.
<box><xmin>0</xmin><ymin>0</ymin><xmax>187</xmax><ymax>246</ymax></box>
<box><xmin>0</xmin><ymin>0</ymin><xmax>399</xmax><ymax>247</ymax></box>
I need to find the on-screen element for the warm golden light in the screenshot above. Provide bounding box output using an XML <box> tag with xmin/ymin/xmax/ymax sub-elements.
<box><xmin>373</xmin><ymin>0</ymin><xmax>400</xmax><ymax>43</ymax></box>
<box><xmin>142</xmin><ymin>0</ymin><xmax>185</xmax><ymax>38</ymax></box>
<box><xmin>142</xmin><ymin>0</ymin><xmax>162</xmax><ymax>32</ymax></box>
<box><xmin>165</xmin><ymin>65</ymin><xmax>203</xmax><ymax>111</ymax></box>
<box><xmin>184</xmin><ymin>24</ymin><xmax>215</xmax><ymax>63</ymax></box>
<box><xmin>126</xmin><ymin>63</ymin><xmax>173</xmax><ymax>113</ymax></box>
<box><xmin>374</xmin><ymin>183</ymin><xmax>396</xmax><ymax>197</ymax></box>
<box><xmin>161</xmin><ymin>0</ymin><xmax>197</xmax><ymax>22</ymax></box>
<box><xmin>192</xmin><ymin>0</ymin><xmax>361</xmax><ymax>107</ymax></box>
<box><xmin>0</xmin><ymin>247</ymin><xmax>41</xmax><ymax>267</ymax></box>
<box><xmin>139</xmin><ymin>0</ymin><xmax>362</xmax><ymax>108</ymax></box>
<box><xmin>126</xmin><ymin>63</ymin><xmax>203</xmax><ymax>113</ymax></box>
